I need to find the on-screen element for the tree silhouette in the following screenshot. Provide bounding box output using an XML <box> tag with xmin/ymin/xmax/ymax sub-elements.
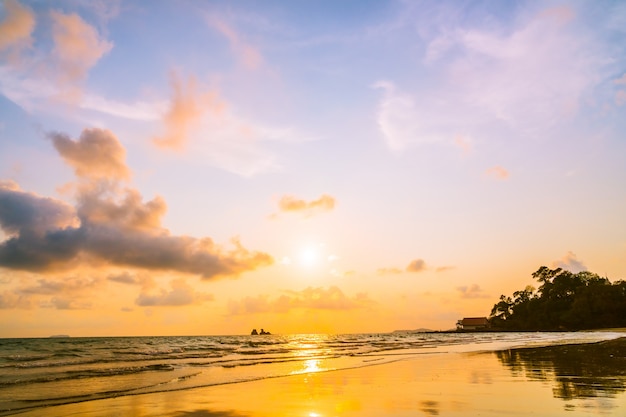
<box><xmin>489</xmin><ymin>266</ymin><xmax>626</xmax><ymax>330</ymax></box>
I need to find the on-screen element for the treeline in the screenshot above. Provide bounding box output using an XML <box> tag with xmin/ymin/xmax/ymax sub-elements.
<box><xmin>490</xmin><ymin>266</ymin><xmax>626</xmax><ymax>331</ymax></box>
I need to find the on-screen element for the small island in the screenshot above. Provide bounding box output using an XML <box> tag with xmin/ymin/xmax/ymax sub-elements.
<box><xmin>250</xmin><ymin>328</ymin><xmax>271</xmax><ymax>335</ymax></box>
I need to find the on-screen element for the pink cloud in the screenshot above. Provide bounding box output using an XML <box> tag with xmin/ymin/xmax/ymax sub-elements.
<box><xmin>208</xmin><ymin>17</ymin><xmax>263</xmax><ymax>70</ymax></box>
<box><xmin>485</xmin><ymin>165</ymin><xmax>509</xmax><ymax>180</ymax></box>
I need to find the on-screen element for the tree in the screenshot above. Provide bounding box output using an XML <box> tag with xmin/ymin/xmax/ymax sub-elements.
<box><xmin>489</xmin><ymin>267</ymin><xmax>626</xmax><ymax>331</ymax></box>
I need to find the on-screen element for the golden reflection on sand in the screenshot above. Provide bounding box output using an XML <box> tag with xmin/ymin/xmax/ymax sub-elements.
<box><xmin>17</xmin><ymin>345</ymin><xmax>626</xmax><ymax>417</ymax></box>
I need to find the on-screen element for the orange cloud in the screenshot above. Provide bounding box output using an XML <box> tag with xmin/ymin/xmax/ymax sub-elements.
<box><xmin>228</xmin><ymin>286</ymin><xmax>374</xmax><ymax>315</ymax></box>
<box><xmin>50</xmin><ymin>128</ymin><xmax>130</xmax><ymax>181</ymax></box>
<box><xmin>485</xmin><ymin>165</ymin><xmax>509</xmax><ymax>180</ymax></box>
<box><xmin>135</xmin><ymin>278</ymin><xmax>213</xmax><ymax>307</ymax></box>
<box><xmin>5</xmin><ymin>274</ymin><xmax>104</xmax><ymax>310</ymax></box>
<box><xmin>377</xmin><ymin>267</ymin><xmax>403</xmax><ymax>275</ymax></box>
<box><xmin>153</xmin><ymin>71</ymin><xmax>226</xmax><ymax>150</ymax></box>
<box><xmin>454</xmin><ymin>135</ymin><xmax>473</xmax><ymax>155</ymax></box>
<box><xmin>0</xmin><ymin>0</ymin><xmax>35</xmax><ymax>54</ymax></box>
<box><xmin>0</xmin><ymin>290</ymin><xmax>31</xmax><ymax>309</ymax></box>
<box><xmin>406</xmin><ymin>259</ymin><xmax>427</xmax><ymax>273</ymax></box>
<box><xmin>50</xmin><ymin>10</ymin><xmax>113</xmax><ymax>100</ymax></box>
<box><xmin>277</xmin><ymin>194</ymin><xmax>336</xmax><ymax>217</ymax></box>
<box><xmin>208</xmin><ymin>17</ymin><xmax>262</xmax><ymax>70</ymax></box>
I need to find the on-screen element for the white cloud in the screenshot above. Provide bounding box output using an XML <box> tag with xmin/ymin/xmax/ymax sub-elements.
<box><xmin>375</xmin><ymin>5</ymin><xmax>610</xmax><ymax>151</ymax></box>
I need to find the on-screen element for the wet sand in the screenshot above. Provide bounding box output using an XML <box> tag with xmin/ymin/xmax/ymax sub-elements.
<box><xmin>16</xmin><ymin>337</ymin><xmax>626</xmax><ymax>417</ymax></box>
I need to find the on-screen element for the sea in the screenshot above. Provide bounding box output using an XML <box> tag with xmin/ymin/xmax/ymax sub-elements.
<box><xmin>0</xmin><ymin>331</ymin><xmax>622</xmax><ymax>416</ymax></box>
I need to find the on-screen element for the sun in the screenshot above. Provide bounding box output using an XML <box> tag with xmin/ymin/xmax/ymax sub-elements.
<box><xmin>298</xmin><ymin>247</ymin><xmax>319</xmax><ymax>267</ymax></box>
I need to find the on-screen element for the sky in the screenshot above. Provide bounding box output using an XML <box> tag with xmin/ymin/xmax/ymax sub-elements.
<box><xmin>0</xmin><ymin>0</ymin><xmax>625</xmax><ymax>337</ymax></box>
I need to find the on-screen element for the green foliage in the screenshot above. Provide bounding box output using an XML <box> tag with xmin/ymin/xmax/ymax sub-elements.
<box><xmin>489</xmin><ymin>267</ymin><xmax>626</xmax><ymax>331</ymax></box>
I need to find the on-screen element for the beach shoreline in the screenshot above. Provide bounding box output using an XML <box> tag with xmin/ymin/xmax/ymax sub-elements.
<box><xmin>8</xmin><ymin>336</ymin><xmax>625</xmax><ymax>417</ymax></box>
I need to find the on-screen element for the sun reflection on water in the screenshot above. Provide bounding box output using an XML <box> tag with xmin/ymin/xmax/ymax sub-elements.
<box><xmin>303</xmin><ymin>359</ymin><xmax>321</xmax><ymax>373</ymax></box>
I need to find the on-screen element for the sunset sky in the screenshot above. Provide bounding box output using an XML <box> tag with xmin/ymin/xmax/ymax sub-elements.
<box><xmin>1</xmin><ymin>0</ymin><xmax>625</xmax><ymax>337</ymax></box>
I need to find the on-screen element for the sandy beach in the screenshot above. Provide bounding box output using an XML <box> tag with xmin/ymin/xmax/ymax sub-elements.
<box><xmin>14</xmin><ymin>337</ymin><xmax>625</xmax><ymax>417</ymax></box>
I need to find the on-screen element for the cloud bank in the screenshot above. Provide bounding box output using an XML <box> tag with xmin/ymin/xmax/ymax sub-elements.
<box><xmin>0</xmin><ymin>128</ymin><xmax>273</xmax><ymax>279</ymax></box>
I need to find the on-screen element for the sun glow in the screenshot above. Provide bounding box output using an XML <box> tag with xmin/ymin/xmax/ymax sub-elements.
<box><xmin>298</xmin><ymin>247</ymin><xmax>319</xmax><ymax>267</ymax></box>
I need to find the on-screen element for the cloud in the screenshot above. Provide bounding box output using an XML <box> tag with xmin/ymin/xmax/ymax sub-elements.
<box><xmin>41</xmin><ymin>296</ymin><xmax>91</xmax><ymax>310</ymax></box>
<box><xmin>153</xmin><ymin>71</ymin><xmax>225</xmax><ymax>150</ymax></box>
<box><xmin>485</xmin><ymin>165</ymin><xmax>509</xmax><ymax>180</ymax></box>
<box><xmin>0</xmin><ymin>180</ymin><xmax>78</xmax><ymax>236</ymax></box>
<box><xmin>2</xmin><ymin>275</ymin><xmax>102</xmax><ymax>310</ymax></box>
<box><xmin>406</xmin><ymin>259</ymin><xmax>426</xmax><ymax>273</ymax></box>
<box><xmin>552</xmin><ymin>251</ymin><xmax>587</xmax><ymax>273</ymax></box>
<box><xmin>135</xmin><ymin>278</ymin><xmax>213</xmax><ymax>307</ymax></box>
<box><xmin>107</xmin><ymin>272</ymin><xmax>137</xmax><ymax>284</ymax></box>
<box><xmin>378</xmin><ymin>259</ymin><xmax>427</xmax><ymax>274</ymax></box>
<box><xmin>454</xmin><ymin>135</ymin><xmax>473</xmax><ymax>155</ymax></box>
<box><xmin>151</xmin><ymin>71</ymin><xmax>303</xmax><ymax>177</ymax></box>
<box><xmin>372</xmin><ymin>80</ymin><xmax>439</xmax><ymax>151</ymax></box>
<box><xmin>0</xmin><ymin>3</ymin><xmax>112</xmax><ymax>111</ymax></box>
<box><xmin>435</xmin><ymin>266</ymin><xmax>455</xmax><ymax>273</ymax></box>
<box><xmin>228</xmin><ymin>286</ymin><xmax>374</xmax><ymax>315</ymax></box>
<box><xmin>107</xmin><ymin>271</ymin><xmax>154</xmax><ymax>288</ymax></box>
<box><xmin>456</xmin><ymin>284</ymin><xmax>489</xmax><ymax>299</ymax></box>
<box><xmin>207</xmin><ymin>16</ymin><xmax>263</xmax><ymax>70</ymax></box>
<box><xmin>615</xmin><ymin>73</ymin><xmax>626</xmax><ymax>106</ymax></box>
<box><xmin>49</xmin><ymin>128</ymin><xmax>131</xmax><ymax>180</ymax></box>
<box><xmin>377</xmin><ymin>267</ymin><xmax>403</xmax><ymax>275</ymax></box>
<box><xmin>0</xmin><ymin>0</ymin><xmax>35</xmax><ymax>54</ymax></box>
<box><xmin>50</xmin><ymin>10</ymin><xmax>113</xmax><ymax>100</ymax></box>
<box><xmin>375</xmin><ymin>5</ymin><xmax>611</xmax><ymax>152</ymax></box>
<box><xmin>275</xmin><ymin>194</ymin><xmax>336</xmax><ymax>217</ymax></box>
<box><xmin>0</xmin><ymin>290</ymin><xmax>31</xmax><ymax>309</ymax></box>
<box><xmin>0</xmin><ymin>128</ymin><xmax>273</xmax><ymax>278</ymax></box>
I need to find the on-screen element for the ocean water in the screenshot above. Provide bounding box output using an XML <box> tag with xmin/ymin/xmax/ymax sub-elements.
<box><xmin>0</xmin><ymin>331</ymin><xmax>621</xmax><ymax>416</ymax></box>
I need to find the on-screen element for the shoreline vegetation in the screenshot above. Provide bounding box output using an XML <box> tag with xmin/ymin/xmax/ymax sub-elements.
<box><xmin>489</xmin><ymin>266</ymin><xmax>626</xmax><ymax>331</ymax></box>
